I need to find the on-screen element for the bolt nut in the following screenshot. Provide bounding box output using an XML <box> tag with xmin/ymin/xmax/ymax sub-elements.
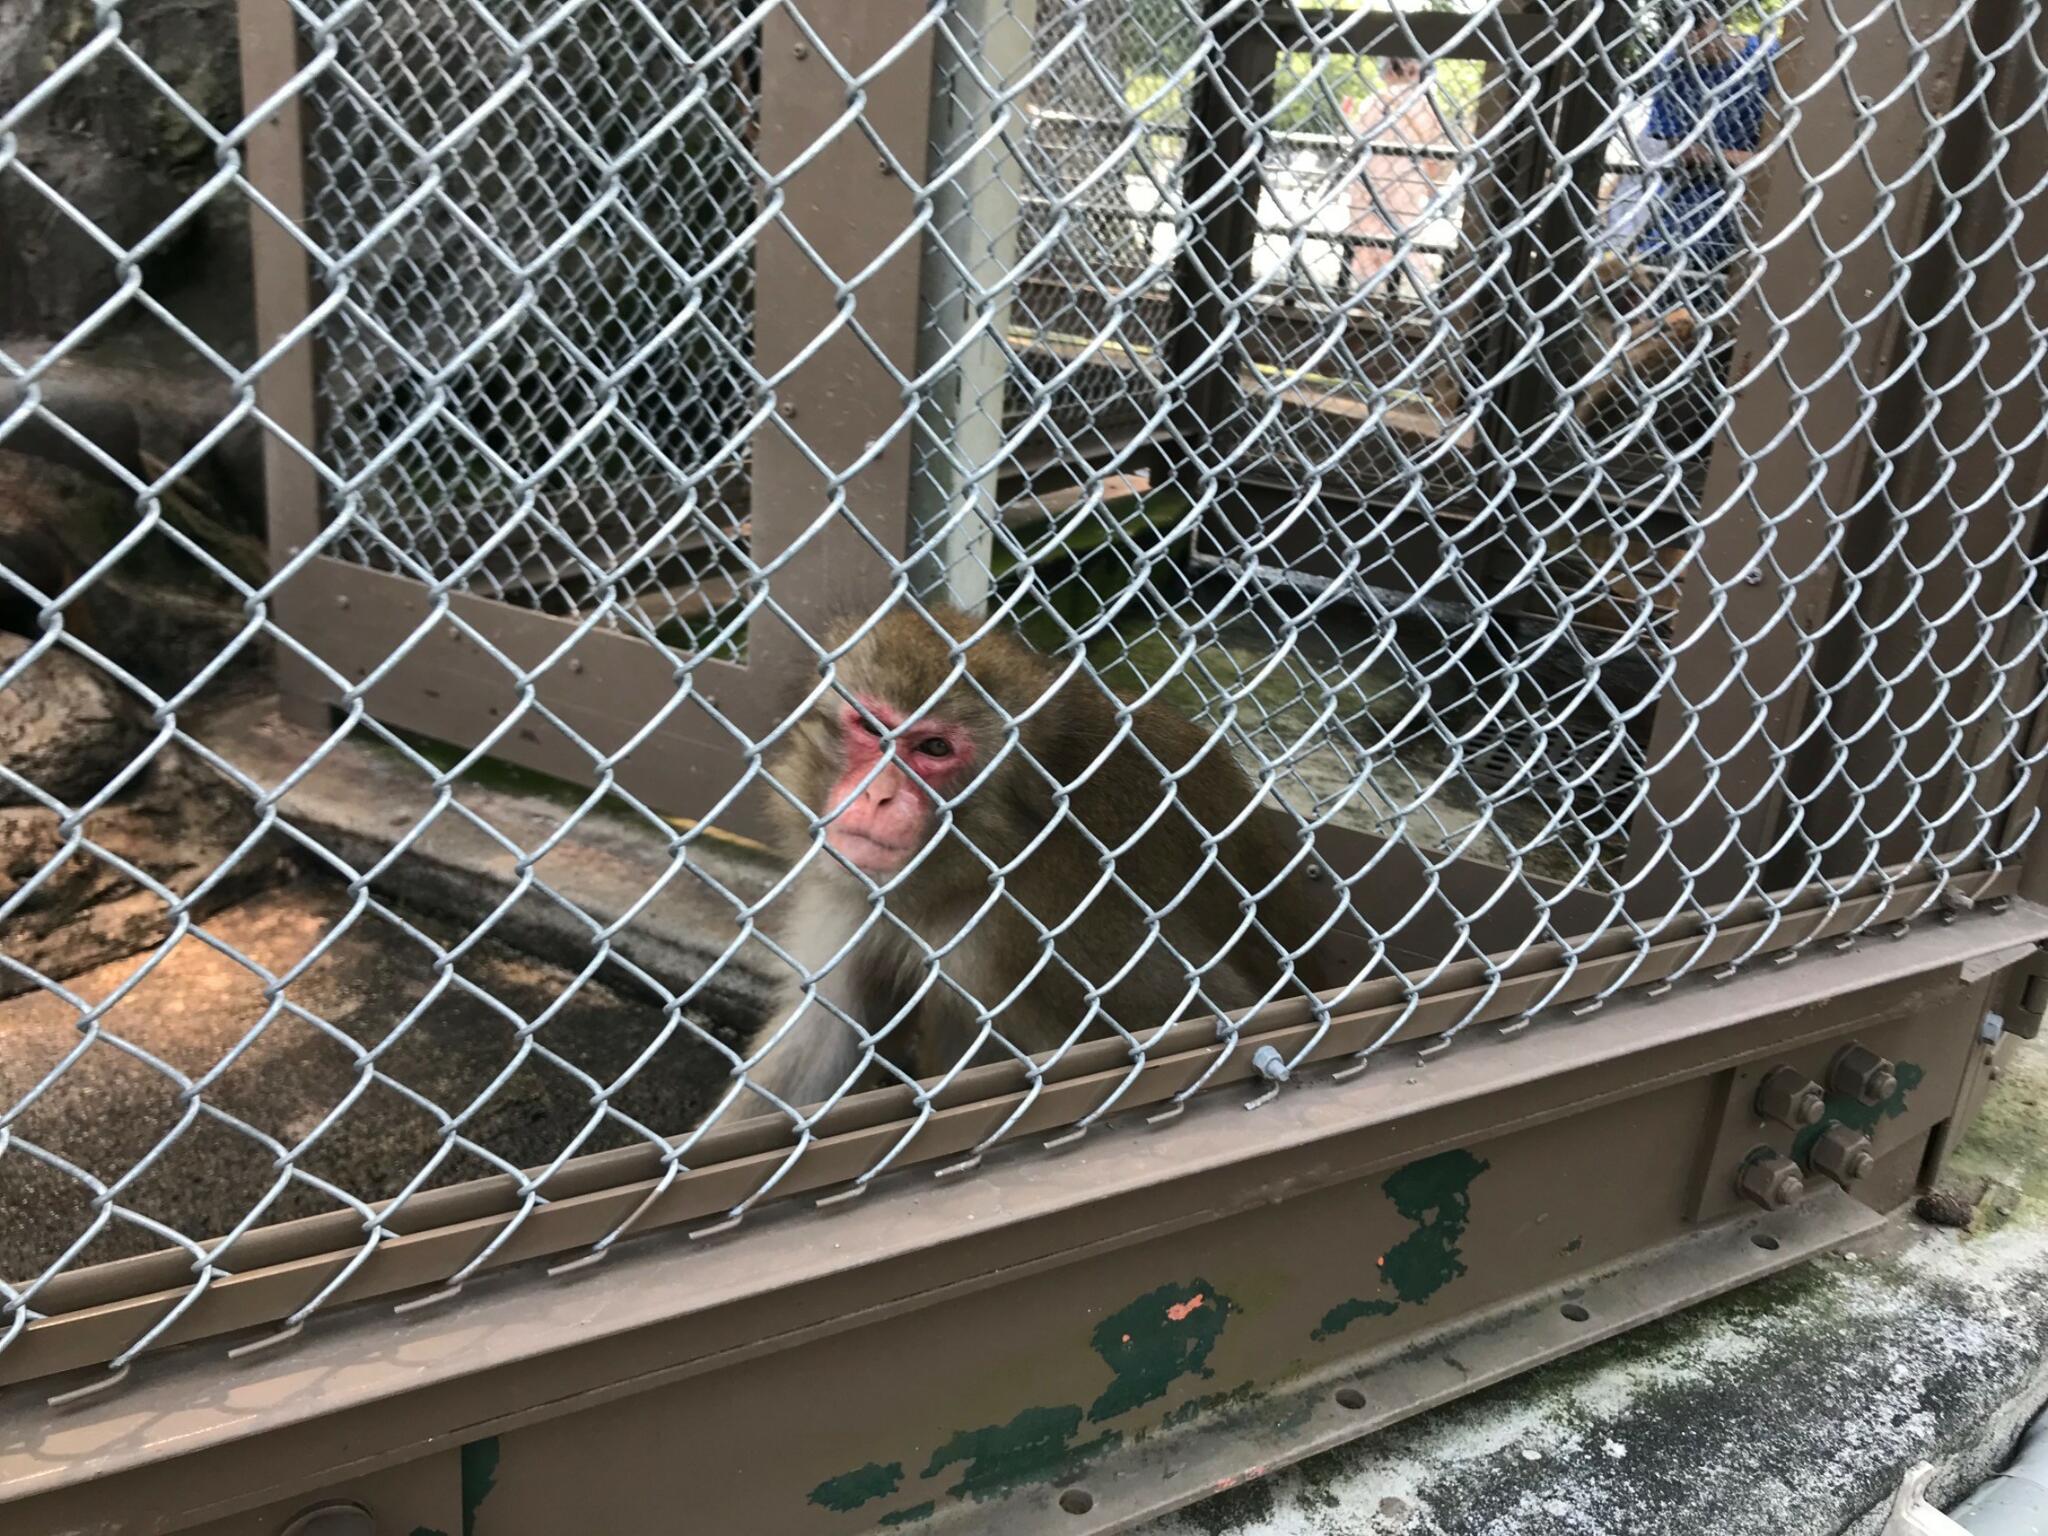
<box><xmin>1809</xmin><ymin>1123</ymin><xmax>1875</xmax><ymax>1187</ymax></box>
<box><xmin>1829</xmin><ymin>1043</ymin><xmax>1898</xmax><ymax>1107</ymax></box>
<box><xmin>1736</xmin><ymin>1150</ymin><xmax>1805</xmax><ymax>1211</ymax></box>
<box><xmin>1755</xmin><ymin>1066</ymin><xmax>1826</xmax><ymax>1129</ymax></box>
<box><xmin>279</xmin><ymin>1504</ymin><xmax>375</xmax><ymax>1536</ymax></box>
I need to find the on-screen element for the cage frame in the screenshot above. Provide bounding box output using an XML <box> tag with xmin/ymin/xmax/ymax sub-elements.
<box><xmin>2</xmin><ymin>0</ymin><xmax>2043</xmax><ymax>1525</ymax></box>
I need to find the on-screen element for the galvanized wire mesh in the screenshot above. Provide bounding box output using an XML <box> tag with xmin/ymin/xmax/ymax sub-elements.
<box><xmin>0</xmin><ymin>0</ymin><xmax>2042</xmax><ymax>1388</ymax></box>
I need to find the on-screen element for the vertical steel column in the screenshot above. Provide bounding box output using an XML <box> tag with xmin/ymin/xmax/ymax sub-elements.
<box><xmin>746</xmin><ymin>3</ymin><xmax>940</xmax><ymax>710</ymax></box>
<box><xmin>235</xmin><ymin>2</ymin><xmax>328</xmax><ymax>727</ymax></box>
<box><xmin>1160</xmin><ymin>3</ymin><xmax>1275</xmax><ymax>515</ymax></box>
<box><xmin>909</xmin><ymin>0</ymin><xmax>1039</xmax><ymax>615</ymax></box>
<box><xmin>1621</xmin><ymin>0</ymin><xmax>1976</xmax><ymax>911</ymax></box>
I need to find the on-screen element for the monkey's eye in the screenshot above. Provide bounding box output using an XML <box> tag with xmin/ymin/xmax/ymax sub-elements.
<box><xmin>853</xmin><ymin>716</ymin><xmax>883</xmax><ymax>736</ymax></box>
<box><xmin>913</xmin><ymin>736</ymin><xmax>953</xmax><ymax>759</ymax></box>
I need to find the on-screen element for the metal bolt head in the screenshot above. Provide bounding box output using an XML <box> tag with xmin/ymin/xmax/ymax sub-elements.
<box><xmin>279</xmin><ymin>1504</ymin><xmax>374</xmax><ymax>1536</ymax></box>
<box><xmin>1829</xmin><ymin>1043</ymin><xmax>1898</xmax><ymax>1107</ymax></box>
<box><xmin>1736</xmin><ymin>1150</ymin><xmax>1804</xmax><ymax>1211</ymax></box>
<box><xmin>1809</xmin><ymin>1123</ymin><xmax>1875</xmax><ymax>1188</ymax></box>
<box><xmin>1755</xmin><ymin>1065</ymin><xmax>1826</xmax><ymax>1130</ymax></box>
<box><xmin>1250</xmin><ymin>1045</ymin><xmax>1290</xmax><ymax>1083</ymax></box>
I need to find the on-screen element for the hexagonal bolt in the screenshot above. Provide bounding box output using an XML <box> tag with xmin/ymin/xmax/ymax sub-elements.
<box><xmin>279</xmin><ymin>1504</ymin><xmax>375</xmax><ymax>1536</ymax></box>
<box><xmin>1735</xmin><ymin>1150</ymin><xmax>1805</xmax><ymax>1211</ymax></box>
<box><xmin>1809</xmin><ymin>1123</ymin><xmax>1875</xmax><ymax>1188</ymax></box>
<box><xmin>1754</xmin><ymin>1065</ymin><xmax>1827</xmax><ymax>1129</ymax></box>
<box><xmin>1829</xmin><ymin>1043</ymin><xmax>1899</xmax><ymax>1107</ymax></box>
<box><xmin>1250</xmin><ymin>1045</ymin><xmax>1290</xmax><ymax>1083</ymax></box>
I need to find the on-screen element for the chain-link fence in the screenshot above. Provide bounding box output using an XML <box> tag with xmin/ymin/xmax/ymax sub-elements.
<box><xmin>0</xmin><ymin>0</ymin><xmax>2042</xmax><ymax>1392</ymax></box>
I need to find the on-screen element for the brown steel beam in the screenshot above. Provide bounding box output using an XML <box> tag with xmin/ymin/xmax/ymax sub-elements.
<box><xmin>234</xmin><ymin>0</ymin><xmax>327</xmax><ymax>728</ymax></box>
<box><xmin>744</xmin><ymin>2</ymin><xmax>938</xmax><ymax>714</ymax></box>
<box><xmin>1</xmin><ymin>908</ymin><xmax>2033</xmax><ymax>1534</ymax></box>
<box><xmin>285</xmin><ymin>555</ymin><xmax>767</xmax><ymax>840</ymax></box>
<box><xmin>1623</xmin><ymin>0</ymin><xmax>1978</xmax><ymax>909</ymax></box>
<box><xmin>2</xmin><ymin>886</ymin><xmax>2034</xmax><ymax>1389</ymax></box>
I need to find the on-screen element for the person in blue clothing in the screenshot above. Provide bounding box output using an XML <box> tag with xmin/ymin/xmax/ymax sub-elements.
<box><xmin>1591</xmin><ymin>5</ymin><xmax>1777</xmax><ymax>453</ymax></box>
<box><xmin>1622</xmin><ymin>6</ymin><xmax>1777</xmax><ymax>285</ymax></box>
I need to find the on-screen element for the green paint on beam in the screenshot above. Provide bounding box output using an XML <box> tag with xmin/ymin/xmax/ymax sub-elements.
<box><xmin>1311</xmin><ymin>1296</ymin><xmax>1399</xmax><ymax>1341</ymax></box>
<box><xmin>809</xmin><ymin>1460</ymin><xmax>905</xmax><ymax>1513</ymax></box>
<box><xmin>879</xmin><ymin>1502</ymin><xmax>938</xmax><ymax>1526</ymax></box>
<box><xmin>409</xmin><ymin>1435</ymin><xmax>500</xmax><ymax>1536</ymax></box>
<box><xmin>923</xmin><ymin>1405</ymin><xmax>1122</xmax><ymax>1503</ymax></box>
<box><xmin>1088</xmin><ymin>1278</ymin><xmax>1238</xmax><ymax>1422</ymax></box>
<box><xmin>1313</xmin><ymin>1148</ymin><xmax>1492</xmax><ymax>1340</ymax></box>
<box><xmin>1792</xmin><ymin>1060</ymin><xmax>1925</xmax><ymax>1163</ymax></box>
<box><xmin>1381</xmin><ymin>1149</ymin><xmax>1490</xmax><ymax>1302</ymax></box>
<box><xmin>460</xmin><ymin>1437</ymin><xmax>500</xmax><ymax>1536</ymax></box>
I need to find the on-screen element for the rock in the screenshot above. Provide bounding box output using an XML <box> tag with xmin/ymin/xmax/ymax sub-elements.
<box><xmin>0</xmin><ymin>645</ymin><xmax>283</xmax><ymax>997</ymax></box>
<box><xmin>0</xmin><ymin>346</ymin><xmax>266</xmax><ymax>551</ymax></box>
<box><xmin>0</xmin><ymin>449</ymin><xmax>255</xmax><ymax>693</ymax></box>
<box><xmin>0</xmin><ymin>745</ymin><xmax>286</xmax><ymax>999</ymax></box>
<box><xmin>0</xmin><ymin>632</ymin><xmax>151</xmax><ymax>807</ymax></box>
<box><xmin>1915</xmin><ymin>1186</ymin><xmax>1981</xmax><ymax>1230</ymax></box>
<box><xmin>0</xmin><ymin>0</ymin><xmax>251</xmax><ymax>356</ymax></box>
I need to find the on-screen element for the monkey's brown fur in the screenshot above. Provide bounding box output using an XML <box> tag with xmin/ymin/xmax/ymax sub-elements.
<box><xmin>1574</xmin><ymin>252</ymin><xmax>1702</xmax><ymax>430</ymax></box>
<box><xmin>735</xmin><ymin>604</ymin><xmax>1331</xmax><ymax>1115</ymax></box>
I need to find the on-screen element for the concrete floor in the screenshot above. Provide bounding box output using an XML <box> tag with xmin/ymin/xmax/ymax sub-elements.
<box><xmin>1139</xmin><ymin>1032</ymin><xmax>2048</xmax><ymax>1536</ymax></box>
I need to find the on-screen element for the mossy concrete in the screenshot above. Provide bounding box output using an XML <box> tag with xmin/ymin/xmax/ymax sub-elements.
<box><xmin>1142</xmin><ymin>1034</ymin><xmax>2048</xmax><ymax>1536</ymax></box>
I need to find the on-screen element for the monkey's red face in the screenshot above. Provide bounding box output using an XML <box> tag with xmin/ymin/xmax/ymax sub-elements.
<box><xmin>823</xmin><ymin>696</ymin><xmax>979</xmax><ymax>874</ymax></box>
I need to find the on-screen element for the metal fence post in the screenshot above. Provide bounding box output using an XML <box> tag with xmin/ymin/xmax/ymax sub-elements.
<box><xmin>1621</xmin><ymin>0</ymin><xmax>1979</xmax><ymax>912</ymax></box>
<box><xmin>1778</xmin><ymin>0</ymin><xmax>2048</xmax><ymax>883</ymax></box>
<box><xmin>234</xmin><ymin>1</ymin><xmax>327</xmax><ymax>728</ymax></box>
<box><xmin>1161</xmin><ymin>3</ymin><xmax>1275</xmax><ymax>508</ymax></box>
<box><xmin>746</xmin><ymin>3</ymin><xmax>940</xmax><ymax>705</ymax></box>
<box><xmin>910</xmin><ymin>0</ymin><xmax>1038</xmax><ymax>615</ymax></box>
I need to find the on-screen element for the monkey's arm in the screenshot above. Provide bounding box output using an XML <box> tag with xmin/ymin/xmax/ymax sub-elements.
<box><xmin>734</xmin><ymin>877</ymin><xmax>880</xmax><ymax>1120</ymax></box>
<box><xmin>734</xmin><ymin>978</ymin><xmax>873</xmax><ymax>1120</ymax></box>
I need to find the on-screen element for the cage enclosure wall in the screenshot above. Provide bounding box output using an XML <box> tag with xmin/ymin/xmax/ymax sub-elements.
<box><xmin>0</xmin><ymin>0</ymin><xmax>2045</xmax><ymax>1530</ymax></box>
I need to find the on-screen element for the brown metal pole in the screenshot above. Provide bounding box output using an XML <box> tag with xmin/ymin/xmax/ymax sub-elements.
<box><xmin>1770</xmin><ymin>0</ymin><xmax>2048</xmax><ymax>886</ymax></box>
<box><xmin>744</xmin><ymin>2</ymin><xmax>939</xmax><ymax>719</ymax></box>
<box><xmin>234</xmin><ymin>0</ymin><xmax>331</xmax><ymax>728</ymax></box>
<box><xmin>1621</xmin><ymin>0</ymin><xmax>1976</xmax><ymax>913</ymax></box>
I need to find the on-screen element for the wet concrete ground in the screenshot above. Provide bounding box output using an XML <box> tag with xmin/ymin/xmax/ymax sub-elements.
<box><xmin>0</xmin><ymin>879</ymin><xmax>742</xmax><ymax>1284</ymax></box>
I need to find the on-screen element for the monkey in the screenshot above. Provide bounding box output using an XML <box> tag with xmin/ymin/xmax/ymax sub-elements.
<box><xmin>1572</xmin><ymin>250</ymin><xmax>1704</xmax><ymax>434</ymax></box>
<box><xmin>730</xmin><ymin>604</ymin><xmax>1336</xmax><ymax>1120</ymax></box>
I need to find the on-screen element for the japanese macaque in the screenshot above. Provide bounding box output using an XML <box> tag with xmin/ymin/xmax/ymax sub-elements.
<box><xmin>733</xmin><ymin>605</ymin><xmax>1333</xmax><ymax>1118</ymax></box>
<box><xmin>1573</xmin><ymin>251</ymin><xmax>1703</xmax><ymax>431</ymax></box>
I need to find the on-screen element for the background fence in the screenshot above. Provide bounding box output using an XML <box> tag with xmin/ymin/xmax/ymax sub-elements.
<box><xmin>0</xmin><ymin>0</ymin><xmax>2042</xmax><ymax>1394</ymax></box>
